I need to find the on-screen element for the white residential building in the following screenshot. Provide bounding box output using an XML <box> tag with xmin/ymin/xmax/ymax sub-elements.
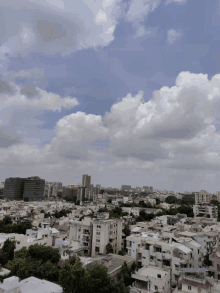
<box><xmin>0</xmin><ymin>276</ymin><xmax>63</xmax><ymax>293</ymax></box>
<box><xmin>126</xmin><ymin>232</ymin><xmax>199</xmax><ymax>286</ymax></box>
<box><xmin>92</xmin><ymin>218</ymin><xmax>122</xmax><ymax>257</ymax></box>
<box><xmin>130</xmin><ymin>266</ymin><xmax>171</xmax><ymax>293</ymax></box>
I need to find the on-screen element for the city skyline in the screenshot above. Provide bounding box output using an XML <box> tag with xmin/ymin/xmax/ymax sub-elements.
<box><xmin>0</xmin><ymin>0</ymin><xmax>220</xmax><ymax>193</ymax></box>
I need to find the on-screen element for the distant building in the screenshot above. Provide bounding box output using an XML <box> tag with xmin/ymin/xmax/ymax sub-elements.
<box><xmin>3</xmin><ymin>177</ymin><xmax>26</xmax><ymax>201</ymax></box>
<box><xmin>23</xmin><ymin>176</ymin><xmax>45</xmax><ymax>202</ymax></box>
<box><xmin>121</xmin><ymin>185</ymin><xmax>131</xmax><ymax>191</ymax></box>
<box><xmin>195</xmin><ymin>190</ymin><xmax>213</xmax><ymax>205</ymax></box>
<box><xmin>82</xmin><ymin>174</ymin><xmax>91</xmax><ymax>188</ymax></box>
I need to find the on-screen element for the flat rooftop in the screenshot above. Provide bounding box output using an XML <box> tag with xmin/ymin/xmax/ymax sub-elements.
<box><xmin>137</xmin><ymin>266</ymin><xmax>169</xmax><ymax>278</ymax></box>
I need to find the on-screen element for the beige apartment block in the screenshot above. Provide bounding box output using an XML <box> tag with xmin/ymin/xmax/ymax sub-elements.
<box><xmin>193</xmin><ymin>204</ymin><xmax>218</xmax><ymax>218</ymax></box>
<box><xmin>92</xmin><ymin>218</ymin><xmax>122</xmax><ymax>257</ymax></box>
<box><xmin>195</xmin><ymin>191</ymin><xmax>213</xmax><ymax>205</ymax></box>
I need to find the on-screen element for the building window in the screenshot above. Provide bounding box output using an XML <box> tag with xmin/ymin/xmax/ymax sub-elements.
<box><xmin>188</xmin><ymin>286</ymin><xmax>191</xmax><ymax>290</ymax></box>
<box><xmin>95</xmin><ymin>246</ymin><xmax>100</xmax><ymax>253</ymax></box>
<box><xmin>218</xmin><ymin>274</ymin><xmax>220</xmax><ymax>280</ymax></box>
<box><xmin>157</xmin><ymin>274</ymin><xmax>161</xmax><ymax>278</ymax></box>
<box><xmin>155</xmin><ymin>286</ymin><xmax>158</xmax><ymax>290</ymax></box>
<box><xmin>97</xmin><ymin>225</ymin><xmax>101</xmax><ymax>229</ymax></box>
<box><xmin>96</xmin><ymin>232</ymin><xmax>100</xmax><ymax>236</ymax></box>
<box><xmin>96</xmin><ymin>239</ymin><xmax>100</xmax><ymax>243</ymax></box>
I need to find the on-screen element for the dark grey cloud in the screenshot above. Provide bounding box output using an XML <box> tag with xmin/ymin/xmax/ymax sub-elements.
<box><xmin>0</xmin><ymin>80</ymin><xmax>13</xmax><ymax>94</ymax></box>
<box><xmin>0</xmin><ymin>126</ymin><xmax>21</xmax><ymax>147</ymax></box>
<box><xmin>20</xmin><ymin>86</ymin><xmax>38</xmax><ymax>98</ymax></box>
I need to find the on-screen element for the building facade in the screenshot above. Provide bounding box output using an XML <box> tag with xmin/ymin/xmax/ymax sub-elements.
<box><xmin>23</xmin><ymin>176</ymin><xmax>45</xmax><ymax>201</ymax></box>
<box><xmin>82</xmin><ymin>174</ymin><xmax>91</xmax><ymax>188</ymax></box>
<box><xmin>3</xmin><ymin>177</ymin><xmax>26</xmax><ymax>201</ymax></box>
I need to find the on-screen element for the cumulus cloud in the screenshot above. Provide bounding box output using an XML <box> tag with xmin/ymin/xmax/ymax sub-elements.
<box><xmin>0</xmin><ymin>81</ymin><xmax>79</xmax><ymax>148</ymax></box>
<box><xmin>0</xmin><ymin>0</ymin><xmax>122</xmax><ymax>57</ymax></box>
<box><xmin>49</xmin><ymin>111</ymin><xmax>108</xmax><ymax>160</ymax></box>
<box><xmin>103</xmin><ymin>71</ymin><xmax>220</xmax><ymax>173</ymax></box>
<box><xmin>1</xmin><ymin>71</ymin><xmax>220</xmax><ymax>190</ymax></box>
<box><xmin>0</xmin><ymin>81</ymin><xmax>14</xmax><ymax>95</ymax></box>
<box><xmin>167</xmin><ymin>29</ymin><xmax>183</xmax><ymax>44</ymax></box>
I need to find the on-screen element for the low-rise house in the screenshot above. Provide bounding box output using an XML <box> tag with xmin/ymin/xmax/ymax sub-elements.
<box><xmin>81</xmin><ymin>253</ymin><xmax>134</xmax><ymax>281</ymax></box>
<box><xmin>130</xmin><ymin>266</ymin><xmax>171</xmax><ymax>293</ymax></box>
<box><xmin>0</xmin><ymin>276</ymin><xmax>63</xmax><ymax>293</ymax></box>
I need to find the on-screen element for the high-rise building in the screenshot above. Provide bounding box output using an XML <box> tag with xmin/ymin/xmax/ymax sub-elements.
<box><xmin>3</xmin><ymin>177</ymin><xmax>26</xmax><ymax>201</ymax></box>
<box><xmin>4</xmin><ymin>176</ymin><xmax>45</xmax><ymax>201</ymax></box>
<box><xmin>23</xmin><ymin>176</ymin><xmax>45</xmax><ymax>202</ymax></box>
<box><xmin>82</xmin><ymin>174</ymin><xmax>91</xmax><ymax>188</ymax></box>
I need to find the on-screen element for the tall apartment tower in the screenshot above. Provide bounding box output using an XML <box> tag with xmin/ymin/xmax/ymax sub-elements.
<box><xmin>82</xmin><ymin>174</ymin><xmax>91</xmax><ymax>188</ymax></box>
<box><xmin>23</xmin><ymin>176</ymin><xmax>45</xmax><ymax>202</ymax></box>
<box><xmin>3</xmin><ymin>177</ymin><xmax>26</xmax><ymax>201</ymax></box>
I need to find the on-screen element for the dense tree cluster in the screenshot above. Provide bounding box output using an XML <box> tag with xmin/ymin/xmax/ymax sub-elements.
<box><xmin>0</xmin><ymin>240</ymin><xmax>134</xmax><ymax>293</ymax></box>
<box><xmin>44</xmin><ymin>208</ymin><xmax>72</xmax><ymax>219</ymax></box>
<box><xmin>0</xmin><ymin>216</ymin><xmax>32</xmax><ymax>234</ymax></box>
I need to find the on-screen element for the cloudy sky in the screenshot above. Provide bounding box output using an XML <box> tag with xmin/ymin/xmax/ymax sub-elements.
<box><xmin>0</xmin><ymin>0</ymin><xmax>220</xmax><ymax>192</ymax></box>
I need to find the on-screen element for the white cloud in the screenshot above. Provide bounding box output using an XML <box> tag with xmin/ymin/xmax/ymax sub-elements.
<box><xmin>0</xmin><ymin>82</ymin><xmax>79</xmax><ymax>148</ymax></box>
<box><xmin>126</xmin><ymin>0</ymin><xmax>160</xmax><ymax>22</ymax></box>
<box><xmin>0</xmin><ymin>0</ymin><xmax>122</xmax><ymax>57</ymax></box>
<box><xmin>1</xmin><ymin>71</ymin><xmax>220</xmax><ymax>191</ymax></box>
<box><xmin>167</xmin><ymin>29</ymin><xmax>182</xmax><ymax>44</ymax></box>
<box><xmin>125</xmin><ymin>0</ymin><xmax>160</xmax><ymax>39</ymax></box>
<box><xmin>14</xmin><ymin>68</ymin><xmax>45</xmax><ymax>79</ymax></box>
<box><xmin>165</xmin><ymin>0</ymin><xmax>188</xmax><ymax>5</ymax></box>
<box><xmin>49</xmin><ymin>111</ymin><xmax>108</xmax><ymax>160</ymax></box>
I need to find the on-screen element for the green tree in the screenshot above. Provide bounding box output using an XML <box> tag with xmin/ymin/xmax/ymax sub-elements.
<box><xmin>6</xmin><ymin>257</ymin><xmax>34</xmax><ymax>280</ymax></box>
<box><xmin>2</xmin><ymin>216</ymin><xmax>12</xmax><ymax>225</ymax></box>
<box><xmin>156</xmin><ymin>198</ymin><xmax>160</xmax><ymax>205</ymax></box>
<box><xmin>27</xmin><ymin>244</ymin><xmax>60</xmax><ymax>264</ymax></box>
<box><xmin>0</xmin><ymin>239</ymin><xmax>16</xmax><ymax>266</ymax></box>
<box><xmin>210</xmin><ymin>200</ymin><xmax>220</xmax><ymax>207</ymax></box>
<box><xmin>117</xmin><ymin>262</ymin><xmax>131</xmax><ymax>287</ymax></box>
<box><xmin>14</xmin><ymin>247</ymin><xmax>28</xmax><ymax>259</ymax></box>
<box><xmin>122</xmin><ymin>225</ymin><xmax>131</xmax><ymax>237</ymax></box>
<box><xmin>106</xmin><ymin>243</ymin><xmax>114</xmax><ymax>254</ymax></box>
<box><xmin>59</xmin><ymin>258</ymin><xmax>86</xmax><ymax>293</ymax></box>
<box><xmin>204</xmin><ymin>253</ymin><xmax>212</xmax><ymax>267</ymax></box>
<box><xmin>165</xmin><ymin>196</ymin><xmax>176</xmax><ymax>204</ymax></box>
<box><xmin>85</xmin><ymin>263</ymin><xmax>112</xmax><ymax>293</ymax></box>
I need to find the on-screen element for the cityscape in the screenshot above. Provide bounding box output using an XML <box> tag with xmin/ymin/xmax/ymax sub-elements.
<box><xmin>1</xmin><ymin>0</ymin><xmax>220</xmax><ymax>292</ymax></box>
<box><xmin>0</xmin><ymin>175</ymin><xmax>219</xmax><ymax>292</ymax></box>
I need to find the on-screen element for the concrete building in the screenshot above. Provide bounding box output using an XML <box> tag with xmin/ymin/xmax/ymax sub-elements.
<box><xmin>193</xmin><ymin>204</ymin><xmax>218</xmax><ymax>218</ymax></box>
<box><xmin>126</xmin><ymin>232</ymin><xmax>199</xmax><ymax>286</ymax></box>
<box><xmin>208</xmin><ymin>246</ymin><xmax>220</xmax><ymax>280</ymax></box>
<box><xmin>130</xmin><ymin>266</ymin><xmax>171</xmax><ymax>293</ymax></box>
<box><xmin>82</xmin><ymin>174</ymin><xmax>91</xmax><ymax>188</ymax></box>
<box><xmin>0</xmin><ymin>276</ymin><xmax>63</xmax><ymax>293</ymax></box>
<box><xmin>92</xmin><ymin>218</ymin><xmax>122</xmax><ymax>257</ymax></box>
<box><xmin>23</xmin><ymin>177</ymin><xmax>45</xmax><ymax>202</ymax></box>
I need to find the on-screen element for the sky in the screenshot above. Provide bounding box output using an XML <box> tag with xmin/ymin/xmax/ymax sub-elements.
<box><xmin>0</xmin><ymin>0</ymin><xmax>220</xmax><ymax>192</ymax></box>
